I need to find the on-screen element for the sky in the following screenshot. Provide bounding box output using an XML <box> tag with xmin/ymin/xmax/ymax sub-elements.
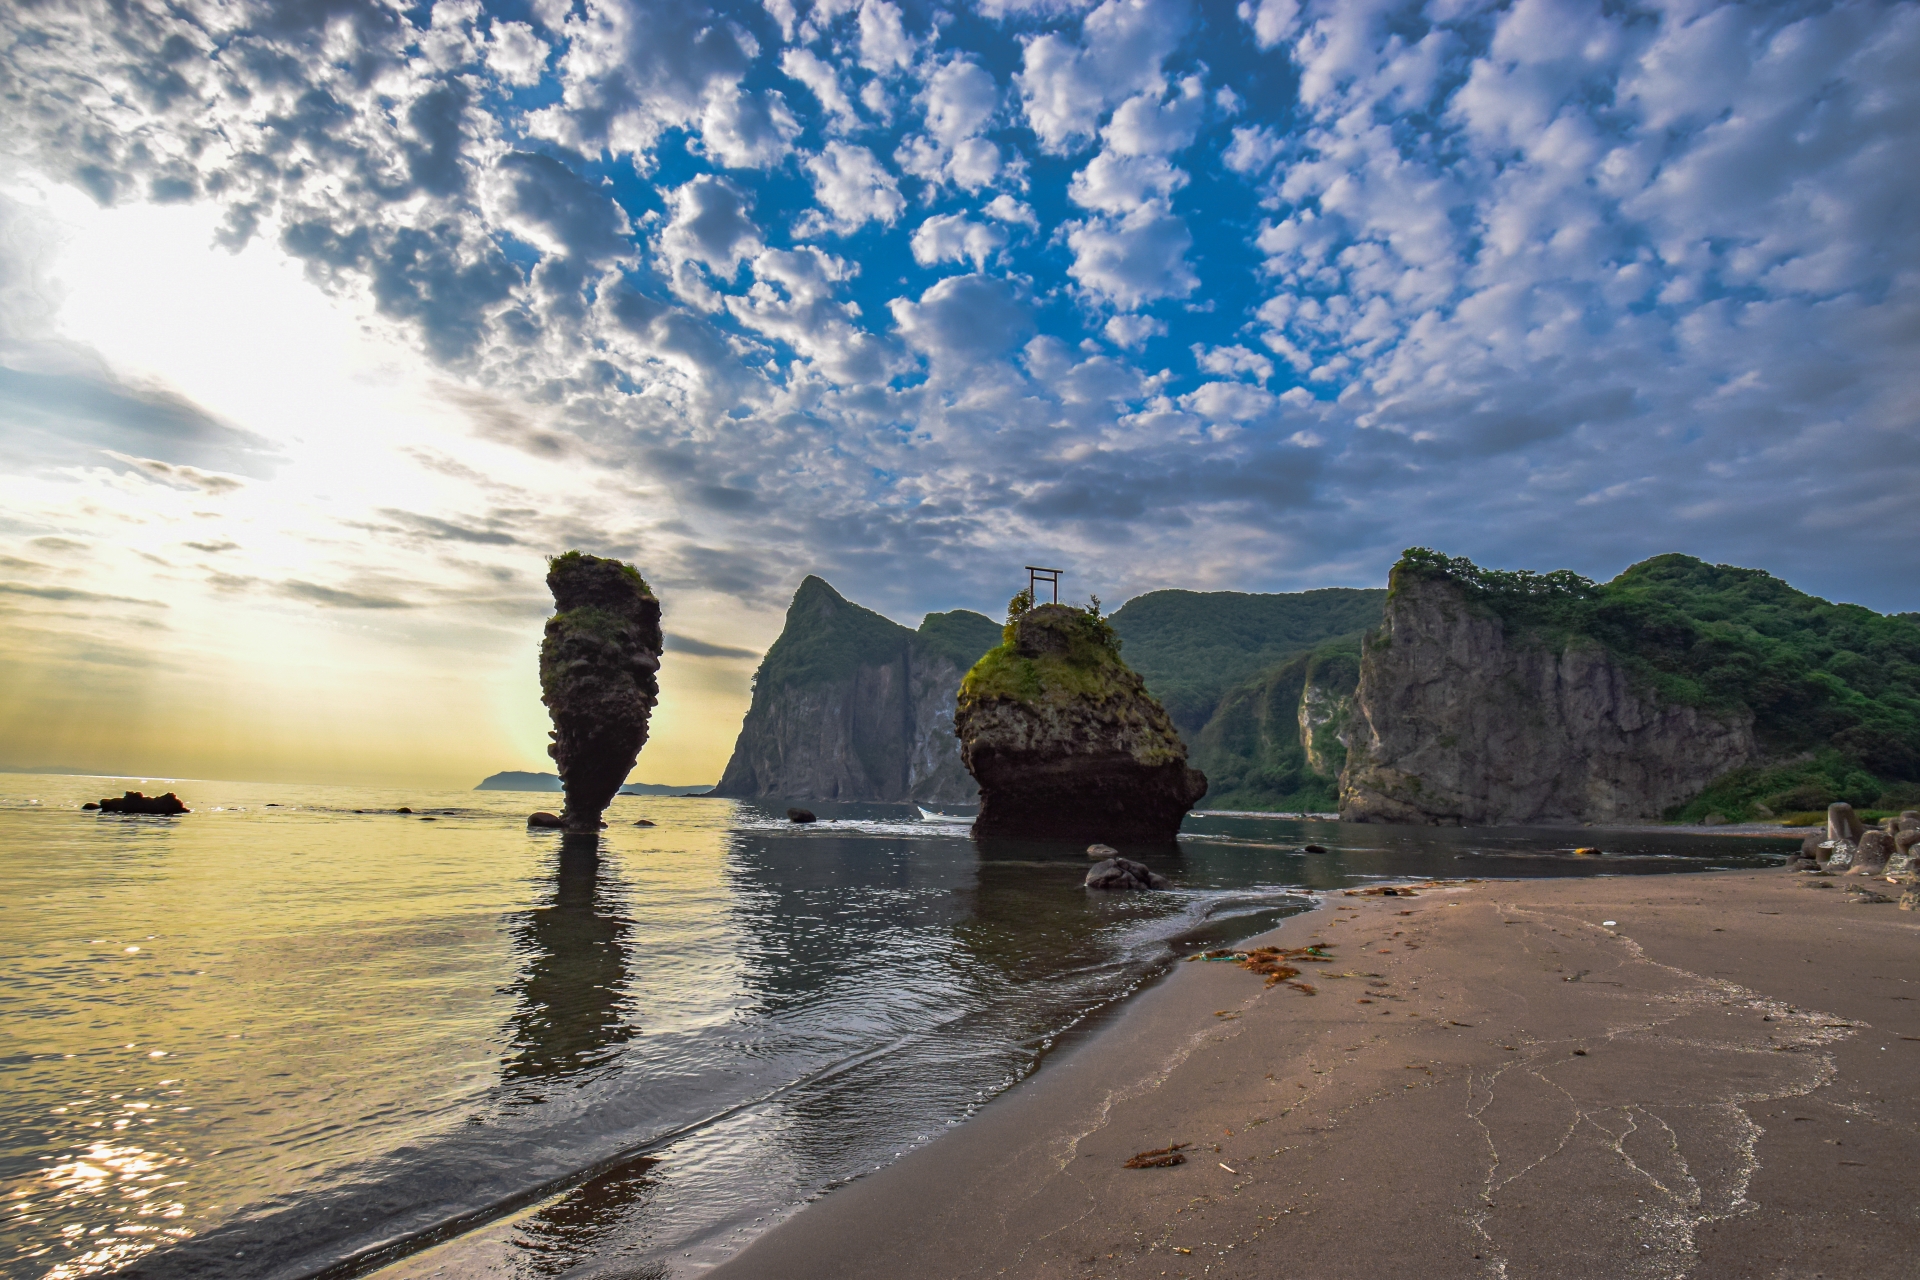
<box><xmin>0</xmin><ymin>0</ymin><xmax>1916</xmax><ymax>788</ymax></box>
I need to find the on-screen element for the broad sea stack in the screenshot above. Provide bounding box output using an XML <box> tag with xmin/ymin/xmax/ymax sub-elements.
<box><xmin>539</xmin><ymin>552</ymin><xmax>663</xmax><ymax>835</ymax></box>
<box><xmin>956</xmin><ymin>603</ymin><xmax>1207</xmax><ymax>841</ymax></box>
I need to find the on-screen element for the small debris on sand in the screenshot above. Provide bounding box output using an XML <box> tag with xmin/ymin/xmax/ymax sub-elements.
<box><xmin>1123</xmin><ymin>1144</ymin><xmax>1189</xmax><ymax>1169</ymax></box>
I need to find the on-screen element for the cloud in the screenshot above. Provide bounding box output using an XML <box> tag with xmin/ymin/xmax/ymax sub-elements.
<box><xmin>374</xmin><ymin>510</ymin><xmax>522</xmax><ymax>545</ymax></box>
<box><xmin>0</xmin><ymin>582</ymin><xmax>167</xmax><ymax>607</ymax></box>
<box><xmin>910</xmin><ymin>214</ymin><xmax>1010</xmax><ymax>271</ymax></box>
<box><xmin>486</xmin><ymin>20</ymin><xmax>550</xmax><ymax>86</ymax></box>
<box><xmin>1102</xmin><ymin>74</ymin><xmax>1206</xmax><ymax>156</ymax></box>
<box><xmin>1017</xmin><ymin>0</ymin><xmax>1190</xmax><ymax>153</ymax></box>
<box><xmin>891</xmin><ymin>273</ymin><xmax>1035</xmax><ymax>363</ymax></box>
<box><xmin>1104</xmin><ymin>314</ymin><xmax>1165</xmax><ymax>348</ymax></box>
<box><xmin>664</xmin><ymin>631</ymin><xmax>759</xmax><ymax>659</ymax></box>
<box><xmin>698</xmin><ymin>87</ymin><xmax>801</xmax><ymax>169</ymax></box>
<box><xmin>1065</xmin><ymin>200</ymin><xmax>1198</xmax><ymax>308</ymax></box>
<box><xmin>895</xmin><ymin>58</ymin><xmax>1006</xmax><ymax>190</ymax></box>
<box><xmin>1067</xmin><ymin>151</ymin><xmax>1188</xmax><ymax>213</ymax></box>
<box><xmin>278</xmin><ymin>580</ymin><xmax>417</xmax><ymax>609</ymax></box>
<box><xmin>857</xmin><ymin>0</ymin><xmax>917</xmax><ymax>75</ymax></box>
<box><xmin>658</xmin><ymin>174</ymin><xmax>762</xmax><ymax>308</ymax></box>
<box><xmin>798</xmin><ymin>143</ymin><xmax>906</xmax><ymax>236</ymax></box>
<box><xmin>103</xmin><ymin>452</ymin><xmax>246</xmax><ymax>494</ymax></box>
<box><xmin>781</xmin><ymin>49</ymin><xmax>860</xmax><ymax>131</ymax></box>
<box><xmin>493</xmin><ymin>152</ymin><xmax>633</xmax><ymax>262</ymax></box>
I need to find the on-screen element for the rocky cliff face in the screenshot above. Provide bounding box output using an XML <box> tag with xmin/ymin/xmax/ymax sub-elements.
<box><xmin>1340</xmin><ymin>575</ymin><xmax>1758</xmax><ymax>825</ymax></box>
<box><xmin>957</xmin><ymin>603</ymin><xmax>1207</xmax><ymax>841</ymax></box>
<box><xmin>713</xmin><ymin>577</ymin><xmax>1000</xmax><ymax>804</ymax></box>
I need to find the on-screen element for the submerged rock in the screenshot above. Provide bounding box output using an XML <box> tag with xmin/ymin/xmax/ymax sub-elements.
<box><xmin>957</xmin><ymin>603</ymin><xmax>1206</xmax><ymax>841</ymax></box>
<box><xmin>540</xmin><ymin>552</ymin><xmax>662</xmax><ymax>836</ymax></box>
<box><xmin>97</xmin><ymin>791</ymin><xmax>189</xmax><ymax>815</ymax></box>
<box><xmin>1085</xmin><ymin>856</ymin><xmax>1172</xmax><ymax>891</ymax></box>
<box><xmin>786</xmin><ymin>808</ymin><xmax>817</xmax><ymax>823</ymax></box>
<box><xmin>528</xmin><ymin>811</ymin><xmax>564</xmax><ymax>829</ymax></box>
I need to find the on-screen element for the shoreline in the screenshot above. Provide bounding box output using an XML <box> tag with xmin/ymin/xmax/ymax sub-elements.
<box><xmin>712</xmin><ymin>867</ymin><xmax>1919</xmax><ymax>1278</ymax></box>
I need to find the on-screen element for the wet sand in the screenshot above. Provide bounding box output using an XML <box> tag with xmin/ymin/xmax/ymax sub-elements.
<box><xmin>713</xmin><ymin>870</ymin><xmax>1920</xmax><ymax>1279</ymax></box>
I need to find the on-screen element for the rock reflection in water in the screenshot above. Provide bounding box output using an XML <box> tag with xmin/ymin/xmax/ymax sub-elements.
<box><xmin>502</xmin><ymin>843</ymin><xmax>635</xmax><ymax>1086</ymax></box>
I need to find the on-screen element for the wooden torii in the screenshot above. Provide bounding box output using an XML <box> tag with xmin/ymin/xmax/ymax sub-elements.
<box><xmin>1025</xmin><ymin>565</ymin><xmax>1063</xmax><ymax>604</ymax></box>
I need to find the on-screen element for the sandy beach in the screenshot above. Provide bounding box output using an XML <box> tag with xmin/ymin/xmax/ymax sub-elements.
<box><xmin>714</xmin><ymin>868</ymin><xmax>1920</xmax><ymax>1279</ymax></box>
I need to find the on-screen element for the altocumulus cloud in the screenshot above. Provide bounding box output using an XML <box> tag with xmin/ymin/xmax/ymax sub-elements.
<box><xmin>0</xmin><ymin>0</ymin><xmax>1917</xmax><ymax>620</ymax></box>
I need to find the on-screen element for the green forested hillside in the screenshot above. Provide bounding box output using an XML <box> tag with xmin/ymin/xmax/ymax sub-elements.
<box><xmin>1397</xmin><ymin>549</ymin><xmax>1920</xmax><ymax>818</ymax></box>
<box><xmin>1188</xmin><ymin>640</ymin><xmax>1362</xmax><ymax>812</ymax></box>
<box><xmin>1109</xmin><ymin>587</ymin><xmax>1385</xmax><ymax>734</ymax></box>
<box><xmin>914</xmin><ymin>608</ymin><xmax>1006</xmax><ymax>673</ymax></box>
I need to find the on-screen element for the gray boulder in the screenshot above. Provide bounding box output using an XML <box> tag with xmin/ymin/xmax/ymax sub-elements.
<box><xmin>1825</xmin><ymin>840</ymin><xmax>1857</xmax><ymax>871</ymax></box>
<box><xmin>1087</xmin><ymin>843</ymin><xmax>1119</xmax><ymax>860</ymax></box>
<box><xmin>1085</xmin><ymin>856</ymin><xmax>1172</xmax><ymax>891</ymax></box>
<box><xmin>1854</xmin><ymin>829</ymin><xmax>1895</xmax><ymax>875</ymax></box>
<box><xmin>1828</xmin><ymin>802</ymin><xmax>1865</xmax><ymax>844</ymax></box>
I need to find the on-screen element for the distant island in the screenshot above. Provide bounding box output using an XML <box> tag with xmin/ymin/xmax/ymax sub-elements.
<box><xmin>475</xmin><ymin>771</ymin><xmax>713</xmax><ymax>795</ymax></box>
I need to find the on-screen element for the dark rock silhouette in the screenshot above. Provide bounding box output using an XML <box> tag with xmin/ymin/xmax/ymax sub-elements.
<box><xmin>786</xmin><ymin>808</ymin><xmax>817</xmax><ymax>823</ymax></box>
<box><xmin>528</xmin><ymin>811</ymin><xmax>565</xmax><ymax>829</ymax></box>
<box><xmin>96</xmin><ymin>791</ymin><xmax>188</xmax><ymax>815</ymax></box>
<box><xmin>956</xmin><ymin>602</ymin><xmax>1206</xmax><ymax>842</ymax></box>
<box><xmin>539</xmin><ymin>552</ymin><xmax>662</xmax><ymax>835</ymax></box>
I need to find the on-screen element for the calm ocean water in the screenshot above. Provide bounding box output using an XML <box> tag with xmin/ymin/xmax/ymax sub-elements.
<box><xmin>0</xmin><ymin>773</ymin><xmax>1794</xmax><ymax>1280</ymax></box>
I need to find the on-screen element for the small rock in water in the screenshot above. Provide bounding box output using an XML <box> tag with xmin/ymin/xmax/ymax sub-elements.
<box><xmin>81</xmin><ymin>801</ymin><xmax>100</xmax><ymax>810</ymax></box>
<box><xmin>633</xmin><ymin>819</ymin><xmax>656</xmax><ymax>827</ymax></box>
<box><xmin>1302</xmin><ymin>844</ymin><xmax>1328</xmax><ymax>854</ymax></box>
<box><xmin>527</xmin><ymin>811</ymin><xmax>565</xmax><ymax>829</ymax></box>
<box><xmin>97</xmin><ymin>791</ymin><xmax>189</xmax><ymax>815</ymax></box>
<box><xmin>1087</xmin><ymin>842</ymin><xmax>1119</xmax><ymax>860</ymax></box>
<box><xmin>1572</xmin><ymin>846</ymin><xmax>1600</xmax><ymax>856</ymax></box>
<box><xmin>787</xmin><ymin>808</ymin><xmax>817</xmax><ymax>824</ymax></box>
<box><xmin>1085</xmin><ymin>856</ymin><xmax>1171</xmax><ymax>891</ymax></box>
<box><xmin>396</xmin><ymin>807</ymin><xmax>413</xmax><ymax>814</ymax></box>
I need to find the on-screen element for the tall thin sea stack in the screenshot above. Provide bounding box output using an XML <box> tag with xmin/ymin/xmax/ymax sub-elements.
<box><xmin>956</xmin><ymin>602</ymin><xmax>1207</xmax><ymax>841</ymax></box>
<box><xmin>540</xmin><ymin>552</ymin><xmax>663</xmax><ymax>834</ymax></box>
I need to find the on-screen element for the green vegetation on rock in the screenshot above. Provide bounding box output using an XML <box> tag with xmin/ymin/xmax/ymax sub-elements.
<box><xmin>1394</xmin><ymin>548</ymin><xmax>1920</xmax><ymax>819</ymax></box>
<box><xmin>1110</xmin><ymin>587</ymin><xmax>1385</xmax><ymax>735</ymax></box>
<box><xmin>961</xmin><ymin>604</ymin><xmax>1147</xmax><ymax>719</ymax></box>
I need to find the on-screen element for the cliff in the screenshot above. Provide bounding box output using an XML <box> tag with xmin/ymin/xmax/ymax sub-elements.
<box><xmin>712</xmin><ymin>577</ymin><xmax>1001</xmax><ymax>803</ymax></box>
<box><xmin>1341</xmin><ymin>572</ymin><xmax>1758</xmax><ymax>824</ymax></box>
<box><xmin>956</xmin><ymin>603</ymin><xmax>1206</xmax><ymax>840</ymax></box>
<box><xmin>1342</xmin><ymin>549</ymin><xmax>1920</xmax><ymax>824</ymax></box>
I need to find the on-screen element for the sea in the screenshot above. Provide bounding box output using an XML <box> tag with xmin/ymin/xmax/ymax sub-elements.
<box><xmin>0</xmin><ymin>773</ymin><xmax>1797</xmax><ymax>1280</ymax></box>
